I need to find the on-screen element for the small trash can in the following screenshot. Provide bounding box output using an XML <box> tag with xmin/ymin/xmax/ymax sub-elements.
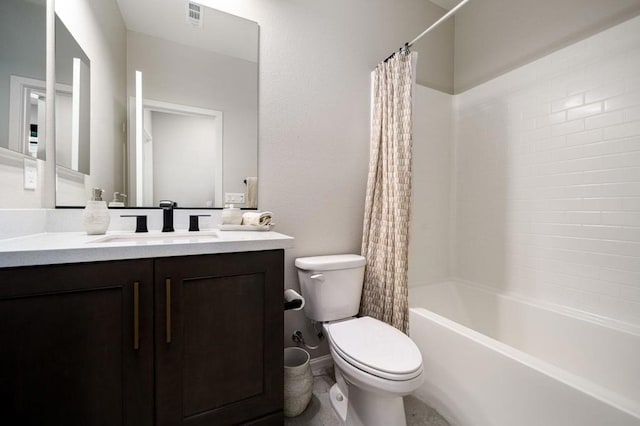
<box><xmin>283</xmin><ymin>347</ymin><xmax>313</xmax><ymax>417</ymax></box>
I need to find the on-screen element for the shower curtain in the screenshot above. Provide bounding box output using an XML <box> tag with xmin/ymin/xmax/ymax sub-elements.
<box><xmin>360</xmin><ymin>51</ymin><xmax>415</xmax><ymax>334</ymax></box>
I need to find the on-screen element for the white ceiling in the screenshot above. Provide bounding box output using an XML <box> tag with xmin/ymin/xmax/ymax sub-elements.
<box><xmin>115</xmin><ymin>0</ymin><xmax>258</xmax><ymax>63</ymax></box>
<box><xmin>428</xmin><ymin>0</ymin><xmax>459</xmax><ymax>11</ymax></box>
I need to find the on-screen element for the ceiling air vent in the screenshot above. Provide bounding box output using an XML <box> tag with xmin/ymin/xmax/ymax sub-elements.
<box><xmin>186</xmin><ymin>1</ymin><xmax>203</xmax><ymax>27</ymax></box>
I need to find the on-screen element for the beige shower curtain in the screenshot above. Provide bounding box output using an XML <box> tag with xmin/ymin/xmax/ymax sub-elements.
<box><xmin>360</xmin><ymin>51</ymin><xmax>414</xmax><ymax>334</ymax></box>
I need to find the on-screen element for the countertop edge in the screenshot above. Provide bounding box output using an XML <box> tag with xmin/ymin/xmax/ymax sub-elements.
<box><xmin>0</xmin><ymin>232</ymin><xmax>295</xmax><ymax>268</ymax></box>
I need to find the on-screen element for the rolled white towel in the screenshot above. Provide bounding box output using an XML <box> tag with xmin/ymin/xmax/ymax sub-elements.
<box><xmin>242</xmin><ymin>211</ymin><xmax>273</xmax><ymax>226</ymax></box>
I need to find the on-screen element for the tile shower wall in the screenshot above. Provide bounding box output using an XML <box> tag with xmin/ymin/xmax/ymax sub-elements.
<box><xmin>454</xmin><ymin>16</ymin><xmax>640</xmax><ymax>325</ymax></box>
<box><xmin>409</xmin><ymin>85</ymin><xmax>453</xmax><ymax>287</ymax></box>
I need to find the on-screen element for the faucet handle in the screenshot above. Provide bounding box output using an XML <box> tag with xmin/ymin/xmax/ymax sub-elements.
<box><xmin>121</xmin><ymin>215</ymin><xmax>148</xmax><ymax>233</ymax></box>
<box><xmin>189</xmin><ymin>215</ymin><xmax>211</xmax><ymax>232</ymax></box>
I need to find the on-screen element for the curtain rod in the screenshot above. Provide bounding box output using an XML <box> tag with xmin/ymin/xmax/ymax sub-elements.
<box><xmin>383</xmin><ymin>0</ymin><xmax>470</xmax><ymax>63</ymax></box>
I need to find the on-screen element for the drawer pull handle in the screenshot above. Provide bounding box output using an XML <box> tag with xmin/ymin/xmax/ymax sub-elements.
<box><xmin>166</xmin><ymin>278</ymin><xmax>172</xmax><ymax>343</ymax></box>
<box><xmin>133</xmin><ymin>281</ymin><xmax>140</xmax><ymax>350</ymax></box>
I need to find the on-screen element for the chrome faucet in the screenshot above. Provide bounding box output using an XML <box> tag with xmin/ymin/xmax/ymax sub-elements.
<box><xmin>159</xmin><ymin>200</ymin><xmax>177</xmax><ymax>232</ymax></box>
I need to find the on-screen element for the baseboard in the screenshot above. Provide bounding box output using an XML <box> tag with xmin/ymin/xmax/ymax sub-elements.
<box><xmin>310</xmin><ymin>354</ymin><xmax>333</xmax><ymax>375</ymax></box>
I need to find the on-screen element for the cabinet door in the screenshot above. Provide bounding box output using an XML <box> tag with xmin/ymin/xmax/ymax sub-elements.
<box><xmin>155</xmin><ymin>250</ymin><xmax>284</xmax><ymax>426</ymax></box>
<box><xmin>0</xmin><ymin>260</ymin><xmax>154</xmax><ymax>426</ymax></box>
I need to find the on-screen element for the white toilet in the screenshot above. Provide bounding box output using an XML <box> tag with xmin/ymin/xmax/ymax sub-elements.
<box><xmin>295</xmin><ymin>254</ymin><xmax>424</xmax><ymax>426</ymax></box>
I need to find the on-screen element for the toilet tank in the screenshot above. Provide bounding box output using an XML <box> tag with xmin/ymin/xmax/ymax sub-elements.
<box><xmin>295</xmin><ymin>254</ymin><xmax>366</xmax><ymax>322</ymax></box>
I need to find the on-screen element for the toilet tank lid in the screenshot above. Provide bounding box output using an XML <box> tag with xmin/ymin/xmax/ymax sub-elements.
<box><xmin>295</xmin><ymin>254</ymin><xmax>365</xmax><ymax>271</ymax></box>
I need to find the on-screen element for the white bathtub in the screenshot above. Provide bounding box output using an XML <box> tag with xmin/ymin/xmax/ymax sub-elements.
<box><xmin>408</xmin><ymin>281</ymin><xmax>640</xmax><ymax>426</ymax></box>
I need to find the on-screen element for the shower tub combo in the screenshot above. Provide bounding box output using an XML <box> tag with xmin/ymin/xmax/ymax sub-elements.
<box><xmin>408</xmin><ymin>281</ymin><xmax>640</xmax><ymax>426</ymax></box>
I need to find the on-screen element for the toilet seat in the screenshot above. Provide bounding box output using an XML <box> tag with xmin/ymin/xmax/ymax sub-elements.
<box><xmin>325</xmin><ymin>316</ymin><xmax>423</xmax><ymax>381</ymax></box>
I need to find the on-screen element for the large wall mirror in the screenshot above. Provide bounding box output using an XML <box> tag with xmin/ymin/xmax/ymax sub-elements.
<box><xmin>55</xmin><ymin>0</ymin><xmax>258</xmax><ymax>208</ymax></box>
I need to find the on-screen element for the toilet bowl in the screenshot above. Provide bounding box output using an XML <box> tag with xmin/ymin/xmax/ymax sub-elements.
<box><xmin>323</xmin><ymin>317</ymin><xmax>424</xmax><ymax>426</ymax></box>
<box><xmin>295</xmin><ymin>255</ymin><xmax>424</xmax><ymax>426</ymax></box>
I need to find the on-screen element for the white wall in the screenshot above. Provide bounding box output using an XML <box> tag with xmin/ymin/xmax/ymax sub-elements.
<box><xmin>453</xmin><ymin>16</ymin><xmax>640</xmax><ymax>325</ymax></box>
<box><xmin>409</xmin><ymin>85</ymin><xmax>453</xmax><ymax>287</ymax></box>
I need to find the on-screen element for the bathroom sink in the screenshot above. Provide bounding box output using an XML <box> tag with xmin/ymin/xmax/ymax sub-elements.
<box><xmin>90</xmin><ymin>230</ymin><xmax>219</xmax><ymax>244</ymax></box>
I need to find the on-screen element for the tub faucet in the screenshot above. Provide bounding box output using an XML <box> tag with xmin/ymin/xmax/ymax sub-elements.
<box><xmin>159</xmin><ymin>200</ymin><xmax>177</xmax><ymax>232</ymax></box>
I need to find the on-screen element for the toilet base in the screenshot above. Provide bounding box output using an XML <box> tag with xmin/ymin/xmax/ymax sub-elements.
<box><xmin>329</xmin><ymin>383</ymin><xmax>348</xmax><ymax>422</ymax></box>
<box><xmin>329</xmin><ymin>379</ymin><xmax>407</xmax><ymax>426</ymax></box>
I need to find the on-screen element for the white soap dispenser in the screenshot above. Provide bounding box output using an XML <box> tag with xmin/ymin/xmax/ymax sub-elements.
<box><xmin>221</xmin><ymin>204</ymin><xmax>243</xmax><ymax>225</ymax></box>
<box><xmin>83</xmin><ymin>188</ymin><xmax>111</xmax><ymax>235</ymax></box>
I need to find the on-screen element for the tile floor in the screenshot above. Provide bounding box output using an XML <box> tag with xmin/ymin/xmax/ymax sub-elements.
<box><xmin>284</xmin><ymin>366</ymin><xmax>449</xmax><ymax>426</ymax></box>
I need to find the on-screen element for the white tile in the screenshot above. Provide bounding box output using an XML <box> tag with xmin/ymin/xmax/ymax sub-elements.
<box><xmin>585</xmin><ymin>111</ymin><xmax>624</xmax><ymax>129</ymax></box>
<box><xmin>622</xmin><ymin>197</ymin><xmax>640</xmax><ymax>211</ymax></box>
<box><xmin>565</xmin><ymin>211</ymin><xmax>602</xmax><ymax>225</ymax></box>
<box><xmin>551</xmin><ymin>94</ymin><xmax>584</xmax><ymax>112</ymax></box>
<box><xmin>601</xmin><ymin>211</ymin><xmax>640</xmax><ymax>227</ymax></box>
<box><xmin>535</xmin><ymin>111</ymin><xmax>566</xmax><ymax>128</ymax></box>
<box><xmin>582</xmin><ymin>167</ymin><xmax>640</xmax><ymax>184</ymax></box>
<box><xmin>625</xmin><ymin>106</ymin><xmax>640</xmax><ymax>122</ymax></box>
<box><xmin>582</xmin><ymin>197</ymin><xmax>624</xmax><ymax>211</ymax></box>
<box><xmin>617</xmin><ymin>283</ymin><xmax>640</xmax><ymax>302</ymax></box>
<box><xmin>566</xmin><ymin>129</ymin><xmax>602</xmax><ymax>146</ymax></box>
<box><xmin>582</xmin><ymin>137</ymin><xmax>640</xmax><ymax>157</ymax></box>
<box><xmin>604</xmin><ymin>90</ymin><xmax>640</xmax><ymax>112</ymax></box>
<box><xmin>603</xmin><ymin>121</ymin><xmax>640</xmax><ymax>139</ymax></box>
<box><xmin>566</xmin><ymin>76</ymin><xmax>601</xmax><ymax>96</ymax></box>
<box><xmin>581</xmin><ymin>225</ymin><xmax>634</xmax><ymax>241</ymax></box>
<box><xmin>600</xmin><ymin>240</ymin><xmax>640</xmax><ymax>257</ymax></box>
<box><xmin>585</xmin><ymin>80</ymin><xmax>626</xmax><ymax>103</ymax></box>
<box><xmin>600</xmin><ymin>268</ymin><xmax>640</xmax><ymax>286</ymax></box>
<box><xmin>567</xmin><ymin>103</ymin><xmax>603</xmax><ymax>121</ymax></box>
<box><xmin>627</xmin><ymin>73</ymin><xmax>640</xmax><ymax>91</ymax></box>
<box><xmin>600</xmin><ymin>151</ymin><xmax>640</xmax><ymax>169</ymax></box>
<box><xmin>552</xmin><ymin>120</ymin><xmax>585</xmax><ymax>137</ymax></box>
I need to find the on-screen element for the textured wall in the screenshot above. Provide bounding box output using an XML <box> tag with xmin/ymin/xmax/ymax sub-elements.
<box><xmin>454</xmin><ymin>16</ymin><xmax>640</xmax><ymax>325</ymax></box>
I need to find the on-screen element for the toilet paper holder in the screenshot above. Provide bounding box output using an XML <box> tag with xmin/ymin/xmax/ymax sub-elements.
<box><xmin>284</xmin><ymin>289</ymin><xmax>305</xmax><ymax>311</ymax></box>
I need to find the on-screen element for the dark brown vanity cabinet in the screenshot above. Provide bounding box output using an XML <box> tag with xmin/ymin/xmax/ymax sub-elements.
<box><xmin>0</xmin><ymin>250</ymin><xmax>284</xmax><ymax>426</ymax></box>
<box><xmin>155</xmin><ymin>250</ymin><xmax>284</xmax><ymax>426</ymax></box>
<box><xmin>0</xmin><ymin>259</ymin><xmax>155</xmax><ymax>426</ymax></box>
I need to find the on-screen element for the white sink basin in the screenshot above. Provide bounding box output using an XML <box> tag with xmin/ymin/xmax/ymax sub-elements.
<box><xmin>90</xmin><ymin>230</ymin><xmax>219</xmax><ymax>244</ymax></box>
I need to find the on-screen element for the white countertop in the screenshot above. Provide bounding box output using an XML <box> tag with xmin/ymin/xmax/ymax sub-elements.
<box><xmin>0</xmin><ymin>229</ymin><xmax>295</xmax><ymax>268</ymax></box>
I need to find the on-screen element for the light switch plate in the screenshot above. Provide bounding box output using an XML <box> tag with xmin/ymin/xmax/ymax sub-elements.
<box><xmin>23</xmin><ymin>158</ymin><xmax>37</xmax><ymax>190</ymax></box>
<box><xmin>224</xmin><ymin>192</ymin><xmax>245</xmax><ymax>204</ymax></box>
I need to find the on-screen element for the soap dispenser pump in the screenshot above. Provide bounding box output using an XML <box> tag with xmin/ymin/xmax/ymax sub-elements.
<box><xmin>83</xmin><ymin>188</ymin><xmax>111</xmax><ymax>235</ymax></box>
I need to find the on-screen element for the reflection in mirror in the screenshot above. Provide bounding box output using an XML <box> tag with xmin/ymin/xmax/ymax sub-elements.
<box><xmin>1</xmin><ymin>0</ymin><xmax>47</xmax><ymax>161</ymax></box>
<box><xmin>123</xmin><ymin>0</ymin><xmax>258</xmax><ymax>208</ymax></box>
<box><xmin>131</xmin><ymin>97</ymin><xmax>223</xmax><ymax>207</ymax></box>
<box><xmin>53</xmin><ymin>0</ymin><xmax>258</xmax><ymax>208</ymax></box>
<box><xmin>55</xmin><ymin>15</ymin><xmax>90</xmax><ymax>175</ymax></box>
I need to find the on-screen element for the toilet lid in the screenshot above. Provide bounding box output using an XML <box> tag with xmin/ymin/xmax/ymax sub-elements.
<box><xmin>326</xmin><ymin>317</ymin><xmax>423</xmax><ymax>380</ymax></box>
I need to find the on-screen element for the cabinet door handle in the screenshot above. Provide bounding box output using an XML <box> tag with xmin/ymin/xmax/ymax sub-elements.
<box><xmin>133</xmin><ymin>281</ymin><xmax>140</xmax><ymax>350</ymax></box>
<box><xmin>165</xmin><ymin>278</ymin><xmax>172</xmax><ymax>343</ymax></box>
